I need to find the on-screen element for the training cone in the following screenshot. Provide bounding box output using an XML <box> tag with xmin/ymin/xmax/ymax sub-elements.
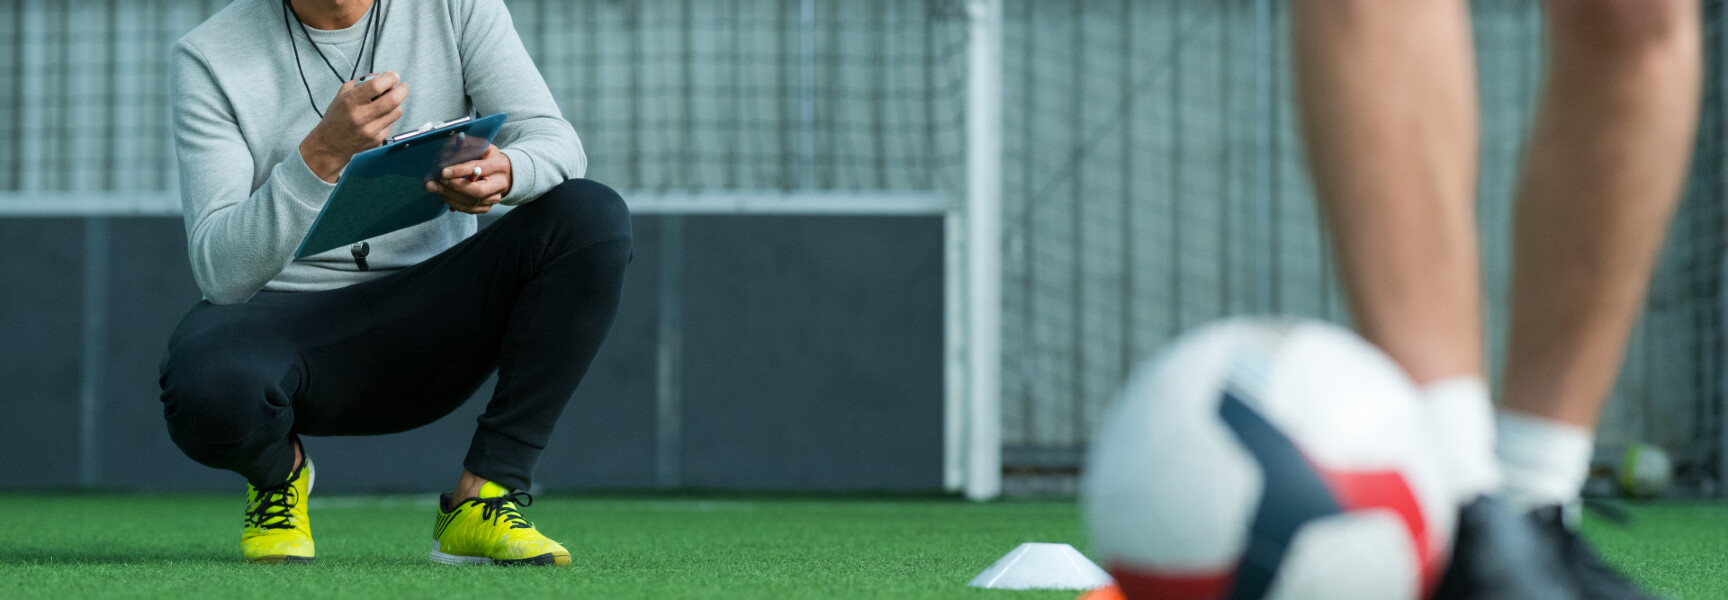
<box><xmin>1076</xmin><ymin>584</ymin><xmax>1126</xmax><ymax>600</ymax></box>
<box><xmin>967</xmin><ymin>542</ymin><xmax>1114</xmax><ymax>590</ymax></box>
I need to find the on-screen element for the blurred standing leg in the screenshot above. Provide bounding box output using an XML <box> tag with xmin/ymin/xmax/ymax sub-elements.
<box><xmin>1292</xmin><ymin>0</ymin><xmax>1501</xmax><ymax>499</ymax></box>
<box><xmin>1292</xmin><ymin>0</ymin><xmax>1482</xmax><ymax>385</ymax></box>
<box><xmin>1498</xmin><ymin>0</ymin><xmax>1701</xmax><ymax>511</ymax></box>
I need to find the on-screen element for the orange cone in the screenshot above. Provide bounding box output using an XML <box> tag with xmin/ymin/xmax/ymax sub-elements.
<box><xmin>1077</xmin><ymin>583</ymin><xmax>1126</xmax><ymax>600</ymax></box>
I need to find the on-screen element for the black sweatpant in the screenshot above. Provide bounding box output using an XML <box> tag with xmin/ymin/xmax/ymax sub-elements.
<box><xmin>158</xmin><ymin>179</ymin><xmax>632</xmax><ymax>491</ymax></box>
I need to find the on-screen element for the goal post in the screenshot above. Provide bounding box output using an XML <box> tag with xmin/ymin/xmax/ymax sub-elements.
<box><xmin>959</xmin><ymin>0</ymin><xmax>1005</xmax><ymax>501</ymax></box>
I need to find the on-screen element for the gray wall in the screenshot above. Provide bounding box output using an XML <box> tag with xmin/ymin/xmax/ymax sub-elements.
<box><xmin>0</xmin><ymin>215</ymin><xmax>945</xmax><ymax>493</ymax></box>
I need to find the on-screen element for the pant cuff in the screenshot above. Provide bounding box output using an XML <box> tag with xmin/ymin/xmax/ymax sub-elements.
<box><xmin>462</xmin><ymin>427</ymin><xmax>540</xmax><ymax>491</ymax></box>
<box><xmin>252</xmin><ymin>435</ymin><xmax>300</xmax><ymax>488</ymax></box>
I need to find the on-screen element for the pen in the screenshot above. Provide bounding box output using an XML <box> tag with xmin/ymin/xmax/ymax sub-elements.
<box><xmin>443</xmin><ymin>166</ymin><xmax>482</xmax><ymax>182</ymax></box>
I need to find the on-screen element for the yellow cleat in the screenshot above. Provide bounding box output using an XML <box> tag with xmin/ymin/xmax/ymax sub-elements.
<box><xmin>242</xmin><ymin>457</ymin><xmax>314</xmax><ymax>564</ymax></box>
<box><xmin>431</xmin><ymin>481</ymin><xmax>570</xmax><ymax>566</ymax></box>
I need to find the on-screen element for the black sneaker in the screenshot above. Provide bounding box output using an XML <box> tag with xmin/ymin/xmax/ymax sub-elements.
<box><xmin>1432</xmin><ymin>496</ymin><xmax>1575</xmax><ymax>600</ymax></box>
<box><xmin>1527</xmin><ymin>504</ymin><xmax>1657</xmax><ymax>600</ymax></box>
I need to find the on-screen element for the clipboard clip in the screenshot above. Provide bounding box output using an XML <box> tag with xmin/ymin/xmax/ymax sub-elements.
<box><xmin>389</xmin><ymin>116</ymin><xmax>475</xmax><ymax>145</ymax></box>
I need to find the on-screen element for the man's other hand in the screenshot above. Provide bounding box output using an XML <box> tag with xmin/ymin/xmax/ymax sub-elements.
<box><xmin>426</xmin><ymin>145</ymin><xmax>513</xmax><ymax>215</ymax></box>
<box><xmin>300</xmin><ymin>72</ymin><xmax>408</xmax><ymax>183</ymax></box>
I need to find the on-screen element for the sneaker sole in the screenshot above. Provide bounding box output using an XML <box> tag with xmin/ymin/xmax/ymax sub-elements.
<box><xmin>430</xmin><ymin>543</ymin><xmax>569</xmax><ymax>566</ymax></box>
<box><xmin>247</xmin><ymin>555</ymin><xmax>315</xmax><ymax>565</ymax></box>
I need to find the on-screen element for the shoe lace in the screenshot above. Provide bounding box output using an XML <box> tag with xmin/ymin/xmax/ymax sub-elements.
<box><xmin>246</xmin><ymin>482</ymin><xmax>299</xmax><ymax>531</ymax></box>
<box><xmin>475</xmin><ymin>491</ymin><xmax>534</xmax><ymax>530</ymax></box>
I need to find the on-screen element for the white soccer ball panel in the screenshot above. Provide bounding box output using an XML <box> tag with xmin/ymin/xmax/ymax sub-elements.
<box><xmin>1267</xmin><ymin>511</ymin><xmax>1421</xmax><ymax>600</ymax></box>
<box><xmin>1083</xmin><ymin>317</ymin><xmax>1456</xmax><ymax>594</ymax></box>
<box><xmin>1084</xmin><ymin>322</ymin><xmax>1262</xmax><ymax>570</ymax></box>
<box><xmin>1260</xmin><ymin>322</ymin><xmax>1456</xmax><ymax>562</ymax></box>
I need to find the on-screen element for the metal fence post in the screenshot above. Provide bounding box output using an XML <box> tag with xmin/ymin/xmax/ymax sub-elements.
<box><xmin>964</xmin><ymin>0</ymin><xmax>1004</xmax><ymax>501</ymax></box>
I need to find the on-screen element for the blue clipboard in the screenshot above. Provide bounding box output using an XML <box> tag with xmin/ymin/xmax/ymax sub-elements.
<box><xmin>294</xmin><ymin>112</ymin><xmax>507</xmax><ymax>259</ymax></box>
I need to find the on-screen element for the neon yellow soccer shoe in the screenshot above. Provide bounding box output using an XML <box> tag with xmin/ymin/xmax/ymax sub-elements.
<box><xmin>431</xmin><ymin>481</ymin><xmax>570</xmax><ymax>566</ymax></box>
<box><xmin>242</xmin><ymin>457</ymin><xmax>314</xmax><ymax>564</ymax></box>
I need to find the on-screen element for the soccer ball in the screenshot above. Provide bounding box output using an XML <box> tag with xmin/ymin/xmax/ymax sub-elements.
<box><xmin>1618</xmin><ymin>442</ymin><xmax>1673</xmax><ymax>499</ymax></box>
<box><xmin>1082</xmin><ymin>318</ymin><xmax>1455</xmax><ymax>600</ymax></box>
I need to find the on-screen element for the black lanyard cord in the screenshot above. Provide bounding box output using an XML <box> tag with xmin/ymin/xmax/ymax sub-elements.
<box><xmin>281</xmin><ymin>0</ymin><xmax>386</xmax><ymax>119</ymax></box>
<box><xmin>298</xmin><ymin>1</ymin><xmax>374</xmax><ymax>84</ymax></box>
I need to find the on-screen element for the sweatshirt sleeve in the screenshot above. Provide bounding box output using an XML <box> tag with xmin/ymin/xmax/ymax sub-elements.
<box><xmin>457</xmin><ymin>0</ymin><xmax>587</xmax><ymax>205</ymax></box>
<box><xmin>172</xmin><ymin>40</ymin><xmax>335</xmax><ymax>305</ymax></box>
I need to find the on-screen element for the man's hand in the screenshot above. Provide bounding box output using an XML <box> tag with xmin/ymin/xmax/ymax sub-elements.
<box><xmin>299</xmin><ymin>72</ymin><xmax>409</xmax><ymax>183</ymax></box>
<box><xmin>427</xmin><ymin>145</ymin><xmax>513</xmax><ymax>214</ymax></box>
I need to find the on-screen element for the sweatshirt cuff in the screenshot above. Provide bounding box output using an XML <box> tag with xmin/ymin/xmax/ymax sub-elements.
<box><xmin>278</xmin><ymin>148</ymin><xmax>339</xmax><ymax>212</ymax></box>
<box><xmin>500</xmin><ymin>147</ymin><xmax>538</xmax><ymax>206</ymax></box>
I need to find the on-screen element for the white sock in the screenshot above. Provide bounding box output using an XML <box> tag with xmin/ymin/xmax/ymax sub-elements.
<box><xmin>1495</xmin><ymin>410</ymin><xmax>1593</xmax><ymax>512</ymax></box>
<box><xmin>1420</xmin><ymin>377</ymin><xmax>1504</xmax><ymax>502</ymax></box>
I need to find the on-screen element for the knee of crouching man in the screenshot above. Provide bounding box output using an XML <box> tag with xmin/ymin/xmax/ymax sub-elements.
<box><xmin>535</xmin><ymin>179</ymin><xmax>633</xmax><ymax>244</ymax></box>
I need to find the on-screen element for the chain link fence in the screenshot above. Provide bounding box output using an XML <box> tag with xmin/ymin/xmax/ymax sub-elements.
<box><xmin>0</xmin><ymin>0</ymin><xmax>970</xmax><ymax>195</ymax></box>
<box><xmin>999</xmin><ymin>0</ymin><xmax>1727</xmax><ymax>492</ymax></box>
<box><xmin>2</xmin><ymin>0</ymin><xmax>1723</xmax><ymax>491</ymax></box>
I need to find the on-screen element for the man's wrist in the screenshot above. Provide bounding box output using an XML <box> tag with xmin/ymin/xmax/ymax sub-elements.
<box><xmin>299</xmin><ymin>137</ymin><xmax>345</xmax><ymax>183</ymax></box>
<box><xmin>499</xmin><ymin>151</ymin><xmax>514</xmax><ymax>197</ymax></box>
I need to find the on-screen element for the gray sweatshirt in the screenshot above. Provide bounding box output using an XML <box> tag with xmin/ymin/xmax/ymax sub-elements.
<box><xmin>172</xmin><ymin>0</ymin><xmax>585</xmax><ymax>304</ymax></box>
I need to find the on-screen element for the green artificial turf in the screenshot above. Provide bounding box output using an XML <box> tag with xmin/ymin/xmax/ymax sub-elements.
<box><xmin>0</xmin><ymin>494</ymin><xmax>1086</xmax><ymax>600</ymax></box>
<box><xmin>0</xmin><ymin>493</ymin><xmax>1723</xmax><ymax>599</ymax></box>
<box><xmin>1582</xmin><ymin>502</ymin><xmax>1728</xmax><ymax>600</ymax></box>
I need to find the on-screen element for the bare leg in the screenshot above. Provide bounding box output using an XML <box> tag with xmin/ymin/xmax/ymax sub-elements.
<box><xmin>1292</xmin><ymin>1</ymin><xmax>1506</xmax><ymax>502</ymax></box>
<box><xmin>1293</xmin><ymin>0</ymin><xmax>1483</xmax><ymax>385</ymax></box>
<box><xmin>453</xmin><ymin>469</ymin><xmax>489</xmax><ymax>504</ymax></box>
<box><xmin>1501</xmin><ymin>0</ymin><xmax>1701</xmax><ymax>428</ymax></box>
<box><xmin>1496</xmin><ymin>0</ymin><xmax>1700</xmax><ymax>513</ymax></box>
